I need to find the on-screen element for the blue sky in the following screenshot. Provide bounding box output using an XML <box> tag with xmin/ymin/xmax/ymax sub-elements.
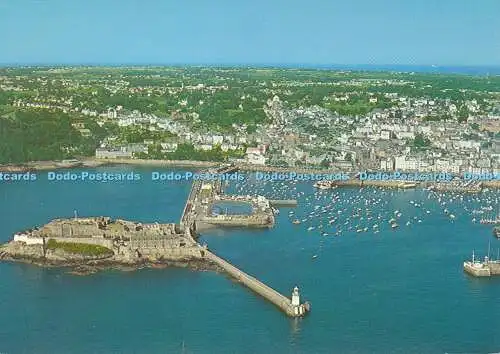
<box><xmin>0</xmin><ymin>0</ymin><xmax>499</xmax><ymax>66</ymax></box>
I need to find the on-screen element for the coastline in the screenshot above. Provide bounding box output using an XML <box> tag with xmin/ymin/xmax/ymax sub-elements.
<box><xmin>0</xmin><ymin>158</ymin><xmax>221</xmax><ymax>172</ymax></box>
<box><xmin>1</xmin><ymin>158</ymin><xmax>498</xmax><ymax>190</ymax></box>
<box><xmin>0</xmin><ymin>158</ymin><xmax>340</xmax><ymax>173</ymax></box>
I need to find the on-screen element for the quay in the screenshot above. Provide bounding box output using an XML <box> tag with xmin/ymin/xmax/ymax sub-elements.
<box><xmin>332</xmin><ymin>180</ymin><xmax>417</xmax><ymax>189</ymax></box>
<box><xmin>427</xmin><ymin>184</ymin><xmax>482</xmax><ymax>193</ymax></box>
<box><xmin>180</xmin><ymin>166</ymin><xmax>276</xmax><ymax>232</ymax></box>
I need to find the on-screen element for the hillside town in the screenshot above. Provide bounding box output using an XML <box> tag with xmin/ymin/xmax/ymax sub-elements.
<box><xmin>0</xmin><ymin>67</ymin><xmax>499</xmax><ymax>174</ymax></box>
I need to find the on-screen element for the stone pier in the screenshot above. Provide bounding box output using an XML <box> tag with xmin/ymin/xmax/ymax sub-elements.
<box><xmin>204</xmin><ymin>249</ymin><xmax>309</xmax><ymax>317</ymax></box>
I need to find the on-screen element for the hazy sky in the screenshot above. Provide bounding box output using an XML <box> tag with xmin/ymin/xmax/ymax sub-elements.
<box><xmin>0</xmin><ymin>0</ymin><xmax>499</xmax><ymax>66</ymax></box>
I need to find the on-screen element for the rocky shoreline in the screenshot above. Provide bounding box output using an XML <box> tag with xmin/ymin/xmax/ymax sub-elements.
<box><xmin>0</xmin><ymin>241</ymin><xmax>221</xmax><ymax>276</ymax></box>
<box><xmin>0</xmin><ymin>158</ymin><xmax>345</xmax><ymax>174</ymax></box>
<box><xmin>0</xmin><ymin>158</ymin><xmax>219</xmax><ymax>172</ymax></box>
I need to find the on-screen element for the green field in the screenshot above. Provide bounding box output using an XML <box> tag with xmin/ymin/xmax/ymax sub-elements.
<box><xmin>46</xmin><ymin>239</ymin><xmax>113</xmax><ymax>257</ymax></box>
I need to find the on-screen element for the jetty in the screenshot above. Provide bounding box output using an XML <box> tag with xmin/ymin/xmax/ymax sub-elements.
<box><xmin>204</xmin><ymin>250</ymin><xmax>309</xmax><ymax>316</ymax></box>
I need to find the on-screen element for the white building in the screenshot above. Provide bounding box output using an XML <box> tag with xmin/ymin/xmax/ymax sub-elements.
<box><xmin>246</xmin><ymin>154</ymin><xmax>266</xmax><ymax>165</ymax></box>
<box><xmin>14</xmin><ymin>234</ymin><xmax>44</xmax><ymax>245</ymax></box>
<box><xmin>95</xmin><ymin>148</ymin><xmax>133</xmax><ymax>159</ymax></box>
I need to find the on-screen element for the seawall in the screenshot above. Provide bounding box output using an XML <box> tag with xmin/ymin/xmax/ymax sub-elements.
<box><xmin>204</xmin><ymin>250</ymin><xmax>301</xmax><ymax>317</ymax></box>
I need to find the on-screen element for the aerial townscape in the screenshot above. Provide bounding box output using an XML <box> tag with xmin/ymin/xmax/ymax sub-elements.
<box><xmin>2</xmin><ymin>0</ymin><xmax>500</xmax><ymax>351</ymax></box>
<box><xmin>1</xmin><ymin>65</ymin><xmax>499</xmax><ymax>315</ymax></box>
<box><xmin>0</xmin><ymin>66</ymin><xmax>498</xmax><ymax>178</ymax></box>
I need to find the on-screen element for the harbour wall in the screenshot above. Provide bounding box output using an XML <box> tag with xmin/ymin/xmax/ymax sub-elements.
<box><xmin>269</xmin><ymin>200</ymin><xmax>298</xmax><ymax>207</ymax></box>
<box><xmin>464</xmin><ymin>261</ymin><xmax>500</xmax><ymax>277</ymax></box>
<box><xmin>198</xmin><ymin>215</ymin><xmax>273</xmax><ymax>228</ymax></box>
<box><xmin>489</xmin><ymin>262</ymin><xmax>500</xmax><ymax>275</ymax></box>
<box><xmin>332</xmin><ymin>180</ymin><xmax>417</xmax><ymax>188</ymax></box>
<box><xmin>204</xmin><ymin>250</ymin><xmax>298</xmax><ymax>317</ymax></box>
<box><xmin>46</xmin><ymin>237</ymin><xmax>205</xmax><ymax>260</ymax></box>
<box><xmin>137</xmin><ymin>246</ymin><xmax>204</xmax><ymax>259</ymax></box>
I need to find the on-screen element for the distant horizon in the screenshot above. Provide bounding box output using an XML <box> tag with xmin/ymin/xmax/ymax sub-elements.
<box><xmin>1</xmin><ymin>63</ymin><xmax>500</xmax><ymax>75</ymax></box>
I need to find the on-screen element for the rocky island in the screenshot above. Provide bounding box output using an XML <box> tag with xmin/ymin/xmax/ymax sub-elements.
<box><xmin>0</xmin><ymin>216</ymin><xmax>216</xmax><ymax>275</ymax></box>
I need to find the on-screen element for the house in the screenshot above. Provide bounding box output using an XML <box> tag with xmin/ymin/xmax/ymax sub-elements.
<box><xmin>126</xmin><ymin>144</ymin><xmax>148</xmax><ymax>154</ymax></box>
<box><xmin>198</xmin><ymin>144</ymin><xmax>213</xmax><ymax>151</ymax></box>
<box><xmin>380</xmin><ymin>158</ymin><xmax>394</xmax><ymax>171</ymax></box>
<box><xmin>78</xmin><ymin>129</ymin><xmax>92</xmax><ymax>137</ymax></box>
<box><xmin>246</xmin><ymin>147</ymin><xmax>261</xmax><ymax>155</ymax></box>
<box><xmin>160</xmin><ymin>142</ymin><xmax>178</xmax><ymax>153</ymax></box>
<box><xmin>247</xmin><ymin>154</ymin><xmax>266</xmax><ymax>165</ymax></box>
<box><xmin>380</xmin><ymin>131</ymin><xmax>391</xmax><ymax>140</ymax></box>
<box><xmin>212</xmin><ymin>135</ymin><xmax>224</xmax><ymax>145</ymax></box>
<box><xmin>95</xmin><ymin>148</ymin><xmax>133</xmax><ymax>159</ymax></box>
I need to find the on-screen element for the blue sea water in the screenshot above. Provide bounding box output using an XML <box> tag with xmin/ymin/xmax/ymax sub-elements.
<box><xmin>0</xmin><ymin>166</ymin><xmax>499</xmax><ymax>354</ymax></box>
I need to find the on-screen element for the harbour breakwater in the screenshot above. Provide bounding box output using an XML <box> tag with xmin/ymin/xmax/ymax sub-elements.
<box><xmin>1</xmin><ymin>163</ymin><xmax>310</xmax><ymax>318</ymax></box>
<box><xmin>204</xmin><ymin>250</ymin><xmax>309</xmax><ymax>317</ymax></box>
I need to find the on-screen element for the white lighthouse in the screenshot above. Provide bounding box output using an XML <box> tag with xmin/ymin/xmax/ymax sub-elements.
<box><xmin>291</xmin><ymin>286</ymin><xmax>300</xmax><ymax>306</ymax></box>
